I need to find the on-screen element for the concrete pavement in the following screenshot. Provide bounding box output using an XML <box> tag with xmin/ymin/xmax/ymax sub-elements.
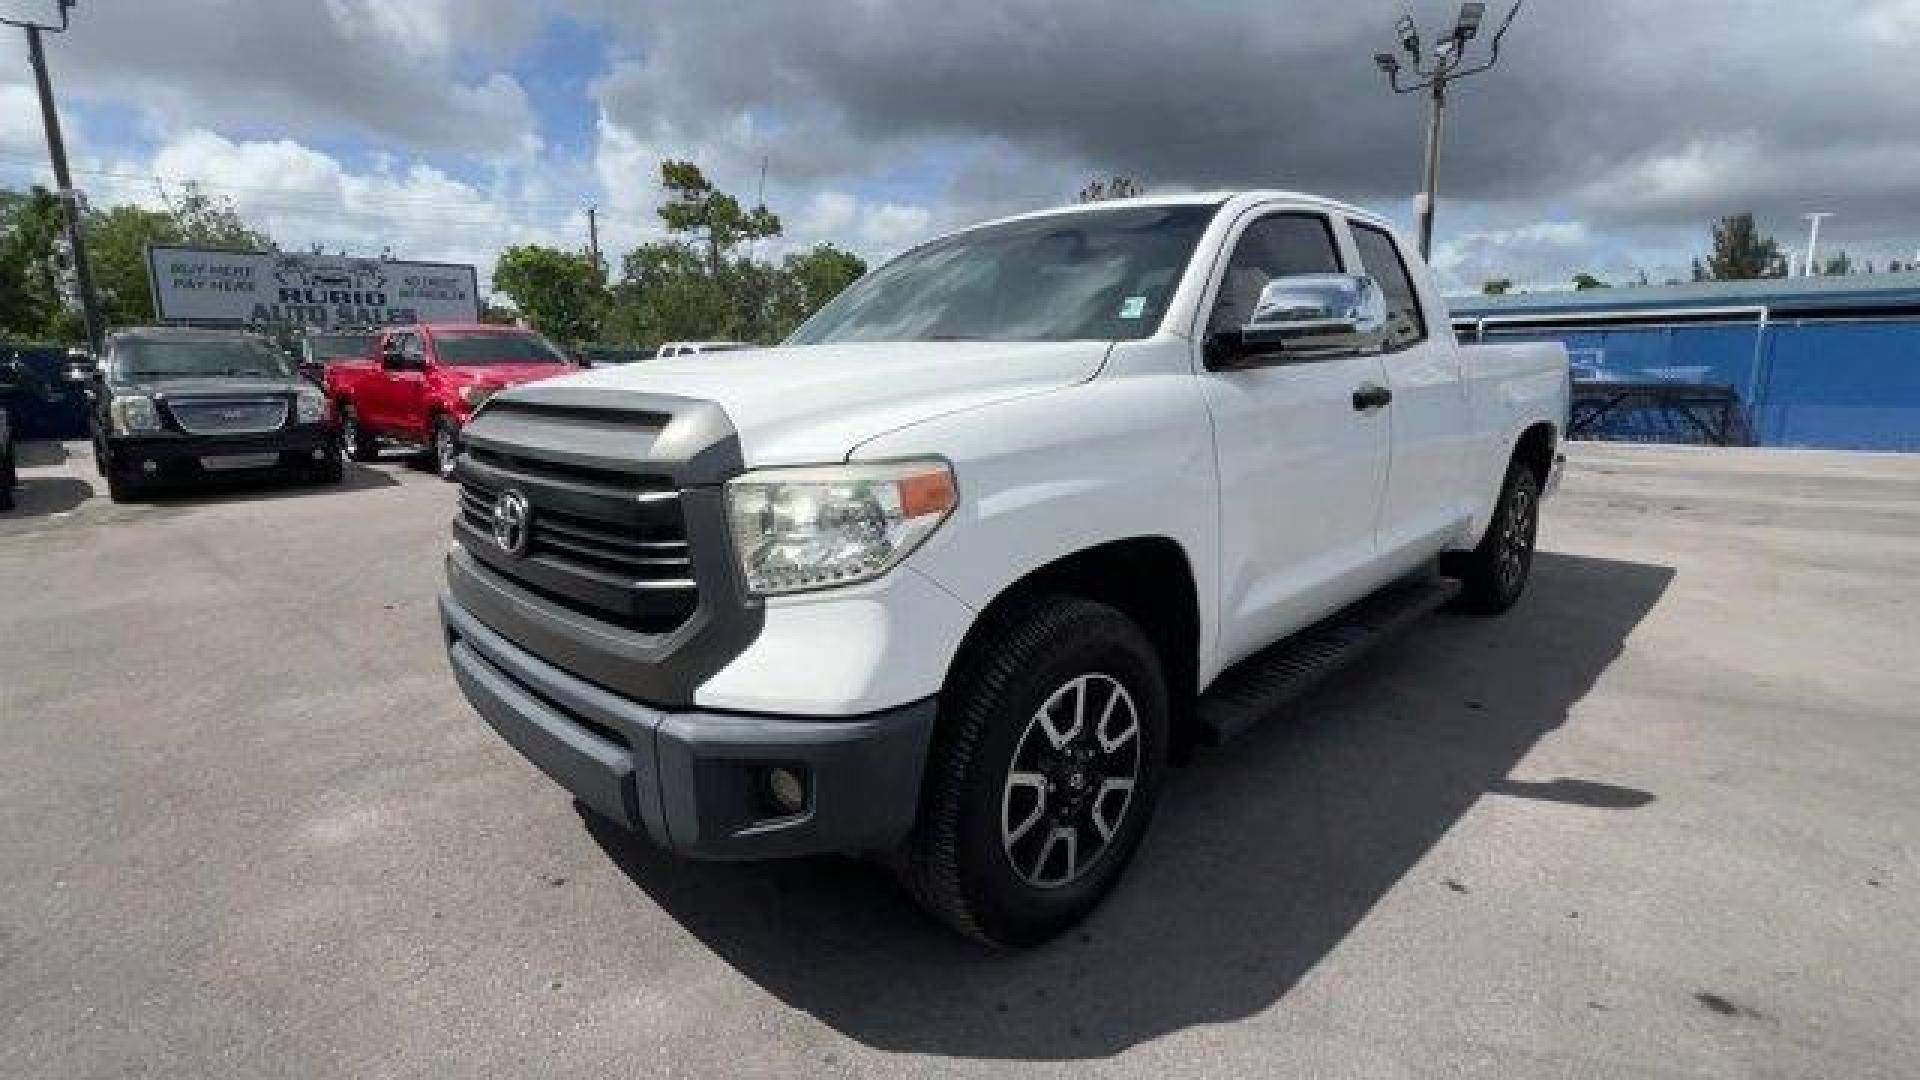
<box><xmin>1</xmin><ymin>440</ymin><xmax>1915</xmax><ymax>1078</ymax></box>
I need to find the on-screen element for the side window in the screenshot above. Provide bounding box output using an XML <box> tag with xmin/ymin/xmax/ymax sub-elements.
<box><xmin>1208</xmin><ymin>213</ymin><xmax>1343</xmax><ymax>333</ymax></box>
<box><xmin>406</xmin><ymin>335</ymin><xmax>426</xmax><ymax>363</ymax></box>
<box><xmin>1349</xmin><ymin>222</ymin><xmax>1427</xmax><ymax>349</ymax></box>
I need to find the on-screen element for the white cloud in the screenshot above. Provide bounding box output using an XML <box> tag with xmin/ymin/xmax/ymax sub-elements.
<box><xmin>81</xmin><ymin>129</ymin><xmax>586</xmax><ymax>298</ymax></box>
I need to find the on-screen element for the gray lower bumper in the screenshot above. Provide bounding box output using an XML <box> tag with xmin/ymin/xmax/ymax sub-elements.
<box><xmin>441</xmin><ymin>594</ymin><xmax>936</xmax><ymax>860</ymax></box>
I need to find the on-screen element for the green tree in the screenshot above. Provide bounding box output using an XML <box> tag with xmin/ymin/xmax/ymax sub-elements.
<box><xmin>85</xmin><ymin>204</ymin><xmax>182</xmax><ymax>326</ymax></box>
<box><xmin>658</xmin><ymin>160</ymin><xmax>781</xmax><ymax>278</ymax></box>
<box><xmin>0</xmin><ymin>186</ymin><xmax>66</xmax><ymax>337</ymax></box>
<box><xmin>1572</xmin><ymin>272</ymin><xmax>1610</xmax><ymax>290</ymax></box>
<box><xmin>164</xmin><ymin>182</ymin><xmax>273</xmax><ymax>250</ymax></box>
<box><xmin>1822</xmin><ymin>250</ymin><xmax>1854</xmax><ymax>277</ymax></box>
<box><xmin>491</xmin><ymin>245</ymin><xmax>607</xmax><ymax>345</ymax></box>
<box><xmin>1481</xmin><ymin>278</ymin><xmax>1512</xmax><ymax>296</ymax></box>
<box><xmin>1078</xmin><ymin>175</ymin><xmax>1144</xmax><ymax>202</ymax></box>
<box><xmin>600</xmin><ymin>162</ymin><xmax>864</xmax><ymax>348</ymax></box>
<box><xmin>1700</xmin><ymin>213</ymin><xmax>1784</xmax><ymax>281</ymax></box>
<box><xmin>766</xmin><ymin>243</ymin><xmax>866</xmax><ymax>335</ymax></box>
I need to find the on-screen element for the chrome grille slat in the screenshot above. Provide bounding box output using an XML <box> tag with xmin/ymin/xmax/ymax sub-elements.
<box><xmin>169</xmin><ymin>397</ymin><xmax>289</xmax><ymax>435</ymax></box>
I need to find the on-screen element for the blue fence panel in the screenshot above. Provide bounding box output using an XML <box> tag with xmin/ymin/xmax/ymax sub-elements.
<box><xmin>1480</xmin><ymin>318</ymin><xmax>1920</xmax><ymax>452</ymax></box>
<box><xmin>1757</xmin><ymin>323</ymin><xmax>1920</xmax><ymax>452</ymax></box>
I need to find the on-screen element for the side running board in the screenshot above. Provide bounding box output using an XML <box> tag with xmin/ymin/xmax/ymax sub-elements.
<box><xmin>1196</xmin><ymin>572</ymin><xmax>1460</xmax><ymax>746</ymax></box>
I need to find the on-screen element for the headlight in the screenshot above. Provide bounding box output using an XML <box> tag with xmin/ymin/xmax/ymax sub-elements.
<box><xmin>295</xmin><ymin>387</ymin><xmax>328</xmax><ymax>424</ymax></box>
<box><xmin>109</xmin><ymin>393</ymin><xmax>161</xmax><ymax>434</ymax></box>
<box><xmin>459</xmin><ymin>384</ymin><xmax>496</xmax><ymax>408</ymax></box>
<box><xmin>726</xmin><ymin>459</ymin><xmax>957</xmax><ymax>596</ymax></box>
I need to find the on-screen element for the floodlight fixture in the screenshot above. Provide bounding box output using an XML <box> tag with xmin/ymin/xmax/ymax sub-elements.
<box><xmin>1395</xmin><ymin>14</ymin><xmax>1421</xmax><ymax>58</ymax></box>
<box><xmin>1453</xmin><ymin>2</ymin><xmax>1487</xmax><ymax>43</ymax></box>
<box><xmin>0</xmin><ymin>0</ymin><xmax>76</xmax><ymax>33</ymax></box>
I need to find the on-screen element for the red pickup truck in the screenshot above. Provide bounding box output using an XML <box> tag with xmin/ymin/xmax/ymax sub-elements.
<box><xmin>326</xmin><ymin>324</ymin><xmax>576</xmax><ymax>477</ymax></box>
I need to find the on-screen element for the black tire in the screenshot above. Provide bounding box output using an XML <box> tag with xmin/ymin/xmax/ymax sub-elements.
<box><xmin>309</xmin><ymin>447</ymin><xmax>345</xmax><ymax>484</ymax></box>
<box><xmin>0</xmin><ymin>442</ymin><xmax>14</xmax><ymax>512</ymax></box>
<box><xmin>903</xmin><ymin>596</ymin><xmax>1168</xmax><ymax>947</ymax></box>
<box><xmin>339</xmin><ymin>403</ymin><xmax>378</xmax><ymax>462</ymax></box>
<box><xmin>430</xmin><ymin>414</ymin><xmax>461</xmax><ymax>480</ymax></box>
<box><xmin>105</xmin><ymin>461</ymin><xmax>141</xmax><ymax>504</ymax></box>
<box><xmin>1445</xmin><ymin>457</ymin><xmax>1541</xmax><ymax>616</ymax></box>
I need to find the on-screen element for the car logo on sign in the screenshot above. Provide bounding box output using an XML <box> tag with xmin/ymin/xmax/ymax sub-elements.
<box><xmin>492</xmin><ymin>490</ymin><xmax>532</xmax><ymax>557</ymax></box>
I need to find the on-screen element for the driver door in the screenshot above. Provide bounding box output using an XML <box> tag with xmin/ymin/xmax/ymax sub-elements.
<box><xmin>1194</xmin><ymin>207</ymin><xmax>1393</xmax><ymax>671</ymax></box>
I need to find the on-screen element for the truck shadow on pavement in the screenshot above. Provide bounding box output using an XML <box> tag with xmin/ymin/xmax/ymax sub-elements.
<box><xmin>583</xmin><ymin>550</ymin><xmax>1674</xmax><ymax>1061</ymax></box>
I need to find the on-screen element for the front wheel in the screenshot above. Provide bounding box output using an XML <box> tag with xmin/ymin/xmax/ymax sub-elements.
<box><xmin>339</xmin><ymin>403</ymin><xmax>378</xmax><ymax>462</ymax></box>
<box><xmin>0</xmin><ymin>441</ymin><xmax>14</xmax><ymax>512</ymax></box>
<box><xmin>903</xmin><ymin>596</ymin><xmax>1168</xmax><ymax>947</ymax></box>
<box><xmin>1445</xmin><ymin>457</ymin><xmax>1541</xmax><ymax>615</ymax></box>
<box><xmin>431</xmin><ymin>415</ymin><xmax>461</xmax><ymax>480</ymax></box>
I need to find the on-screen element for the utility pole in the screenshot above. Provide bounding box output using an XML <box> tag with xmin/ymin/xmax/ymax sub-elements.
<box><xmin>1802</xmin><ymin>212</ymin><xmax>1832</xmax><ymax>277</ymax></box>
<box><xmin>10</xmin><ymin>1</ymin><xmax>101</xmax><ymax>352</ymax></box>
<box><xmin>1373</xmin><ymin>1</ymin><xmax>1527</xmax><ymax>261</ymax></box>
<box><xmin>586</xmin><ymin>204</ymin><xmax>601</xmax><ymax>275</ymax></box>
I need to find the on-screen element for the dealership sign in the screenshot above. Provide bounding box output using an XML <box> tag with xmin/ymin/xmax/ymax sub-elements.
<box><xmin>146</xmin><ymin>246</ymin><xmax>480</xmax><ymax>328</ymax></box>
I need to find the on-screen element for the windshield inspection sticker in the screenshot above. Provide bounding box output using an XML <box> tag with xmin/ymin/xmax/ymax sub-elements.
<box><xmin>1118</xmin><ymin>295</ymin><xmax>1148</xmax><ymax>319</ymax></box>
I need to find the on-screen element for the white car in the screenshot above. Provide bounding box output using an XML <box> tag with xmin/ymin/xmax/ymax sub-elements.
<box><xmin>440</xmin><ymin>191</ymin><xmax>1569</xmax><ymax>945</ymax></box>
<box><xmin>653</xmin><ymin>340</ymin><xmax>753</xmax><ymax>359</ymax></box>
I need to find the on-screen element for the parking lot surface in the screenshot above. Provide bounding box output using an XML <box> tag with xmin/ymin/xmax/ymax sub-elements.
<box><xmin>2</xmin><ymin>440</ymin><xmax>1916</xmax><ymax>1079</ymax></box>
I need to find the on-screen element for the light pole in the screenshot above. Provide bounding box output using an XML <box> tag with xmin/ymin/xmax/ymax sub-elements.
<box><xmin>1373</xmin><ymin>1</ymin><xmax>1527</xmax><ymax>261</ymax></box>
<box><xmin>1802</xmin><ymin>212</ymin><xmax>1832</xmax><ymax>277</ymax></box>
<box><xmin>7</xmin><ymin>1</ymin><xmax>101</xmax><ymax>352</ymax></box>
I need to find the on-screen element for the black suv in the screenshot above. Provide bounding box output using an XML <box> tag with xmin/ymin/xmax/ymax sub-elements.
<box><xmin>87</xmin><ymin>327</ymin><xmax>343</xmax><ymax>501</ymax></box>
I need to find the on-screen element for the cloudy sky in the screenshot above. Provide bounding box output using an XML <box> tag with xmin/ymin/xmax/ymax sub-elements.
<box><xmin>3</xmin><ymin>0</ymin><xmax>1916</xmax><ymax>297</ymax></box>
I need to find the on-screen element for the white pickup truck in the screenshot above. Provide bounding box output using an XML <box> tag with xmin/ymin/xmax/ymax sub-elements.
<box><xmin>440</xmin><ymin>191</ymin><xmax>1568</xmax><ymax>946</ymax></box>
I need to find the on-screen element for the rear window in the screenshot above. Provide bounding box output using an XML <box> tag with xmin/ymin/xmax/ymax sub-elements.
<box><xmin>432</xmin><ymin>331</ymin><xmax>569</xmax><ymax>366</ymax></box>
<box><xmin>309</xmin><ymin>334</ymin><xmax>376</xmax><ymax>361</ymax></box>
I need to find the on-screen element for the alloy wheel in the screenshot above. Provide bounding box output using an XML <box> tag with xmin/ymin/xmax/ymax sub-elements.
<box><xmin>1001</xmin><ymin>672</ymin><xmax>1142</xmax><ymax>889</ymax></box>
<box><xmin>1497</xmin><ymin>481</ymin><xmax>1536</xmax><ymax>592</ymax></box>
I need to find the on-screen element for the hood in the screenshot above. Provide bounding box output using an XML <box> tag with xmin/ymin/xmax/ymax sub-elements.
<box><xmin>443</xmin><ymin>362</ymin><xmax>574</xmax><ymax>388</ymax></box>
<box><xmin>123</xmin><ymin>376</ymin><xmax>306</xmax><ymax>398</ymax></box>
<box><xmin>545</xmin><ymin>340</ymin><xmax>1109</xmax><ymax>465</ymax></box>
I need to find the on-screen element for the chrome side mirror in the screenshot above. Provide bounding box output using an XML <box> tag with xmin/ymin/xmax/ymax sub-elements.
<box><xmin>1213</xmin><ymin>273</ymin><xmax>1390</xmax><ymax>365</ymax></box>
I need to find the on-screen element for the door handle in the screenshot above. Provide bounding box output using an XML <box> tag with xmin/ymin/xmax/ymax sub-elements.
<box><xmin>1352</xmin><ymin>383</ymin><xmax>1393</xmax><ymax>412</ymax></box>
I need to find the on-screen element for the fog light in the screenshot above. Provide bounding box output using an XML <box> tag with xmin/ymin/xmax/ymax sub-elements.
<box><xmin>141</xmin><ymin>459</ymin><xmax>158</xmax><ymax>474</ymax></box>
<box><xmin>762</xmin><ymin>767</ymin><xmax>808</xmax><ymax>816</ymax></box>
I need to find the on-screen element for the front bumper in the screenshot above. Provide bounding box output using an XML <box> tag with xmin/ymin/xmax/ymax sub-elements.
<box><xmin>106</xmin><ymin>425</ymin><xmax>336</xmax><ymax>475</ymax></box>
<box><xmin>441</xmin><ymin>593</ymin><xmax>937</xmax><ymax>860</ymax></box>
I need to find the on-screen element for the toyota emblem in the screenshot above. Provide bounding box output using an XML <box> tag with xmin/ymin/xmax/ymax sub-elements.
<box><xmin>491</xmin><ymin>489</ymin><xmax>532</xmax><ymax>556</ymax></box>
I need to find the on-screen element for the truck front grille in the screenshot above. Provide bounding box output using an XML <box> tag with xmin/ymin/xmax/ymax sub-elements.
<box><xmin>168</xmin><ymin>397</ymin><xmax>289</xmax><ymax>435</ymax></box>
<box><xmin>456</xmin><ymin>456</ymin><xmax>697</xmax><ymax>635</ymax></box>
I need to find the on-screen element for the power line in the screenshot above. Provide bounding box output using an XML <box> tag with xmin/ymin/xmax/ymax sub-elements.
<box><xmin>0</xmin><ymin>153</ymin><xmax>591</xmax><ymax>216</ymax></box>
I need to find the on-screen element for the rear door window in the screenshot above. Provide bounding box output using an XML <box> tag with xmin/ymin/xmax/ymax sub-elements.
<box><xmin>1348</xmin><ymin>222</ymin><xmax>1428</xmax><ymax>349</ymax></box>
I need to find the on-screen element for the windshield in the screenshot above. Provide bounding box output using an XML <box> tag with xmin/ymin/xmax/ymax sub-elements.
<box><xmin>787</xmin><ymin>203</ymin><xmax>1218</xmax><ymax>345</ymax></box>
<box><xmin>433</xmin><ymin>331</ymin><xmax>570</xmax><ymax>366</ymax></box>
<box><xmin>114</xmin><ymin>338</ymin><xmax>296</xmax><ymax>382</ymax></box>
<box><xmin>309</xmin><ymin>334</ymin><xmax>376</xmax><ymax>361</ymax></box>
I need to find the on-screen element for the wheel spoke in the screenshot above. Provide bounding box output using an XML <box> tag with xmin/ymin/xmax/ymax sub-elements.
<box><xmin>1034</xmin><ymin>825</ymin><xmax>1078</xmax><ymax>885</ymax></box>
<box><xmin>1097</xmin><ymin>681</ymin><xmax>1138</xmax><ymax>754</ymax></box>
<box><xmin>1091</xmin><ymin>777</ymin><xmax>1135</xmax><ymax>841</ymax></box>
<box><xmin>1036</xmin><ymin>677</ymin><xmax>1085</xmax><ymax>749</ymax></box>
<box><xmin>1003</xmin><ymin>771</ymin><xmax>1048</xmax><ymax>846</ymax></box>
